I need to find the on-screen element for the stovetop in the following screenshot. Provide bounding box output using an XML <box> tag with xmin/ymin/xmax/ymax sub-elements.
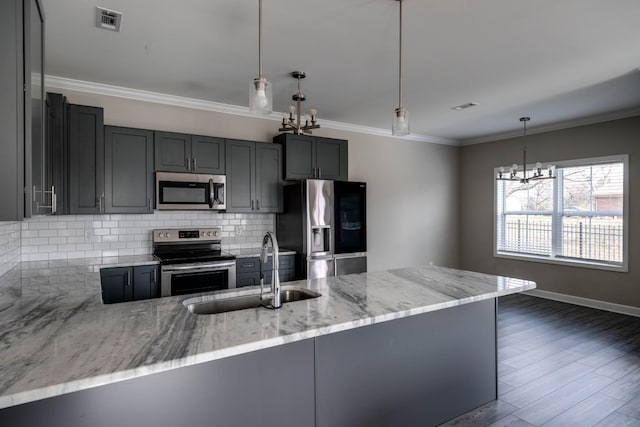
<box><xmin>153</xmin><ymin>247</ymin><xmax>236</xmax><ymax>265</ymax></box>
<box><xmin>152</xmin><ymin>227</ymin><xmax>236</xmax><ymax>265</ymax></box>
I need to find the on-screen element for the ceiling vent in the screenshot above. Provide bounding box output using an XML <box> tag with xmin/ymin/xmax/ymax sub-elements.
<box><xmin>96</xmin><ymin>7</ymin><xmax>122</xmax><ymax>32</ymax></box>
<box><xmin>451</xmin><ymin>102</ymin><xmax>478</xmax><ymax>111</ymax></box>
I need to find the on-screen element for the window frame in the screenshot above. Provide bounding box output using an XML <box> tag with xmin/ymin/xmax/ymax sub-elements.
<box><xmin>493</xmin><ymin>154</ymin><xmax>629</xmax><ymax>272</ymax></box>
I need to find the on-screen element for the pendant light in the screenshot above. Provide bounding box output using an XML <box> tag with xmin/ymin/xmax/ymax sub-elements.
<box><xmin>496</xmin><ymin>117</ymin><xmax>555</xmax><ymax>184</ymax></box>
<box><xmin>249</xmin><ymin>0</ymin><xmax>272</xmax><ymax>114</ymax></box>
<box><xmin>392</xmin><ymin>0</ymin><xmax>409</xmax><ymax>136</ymax></box>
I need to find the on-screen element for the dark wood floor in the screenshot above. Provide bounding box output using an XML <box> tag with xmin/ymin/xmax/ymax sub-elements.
<box><xmin>441</xmin><ymin>294</ymin><xmax>640</xmax><ymax>427</ymax></box>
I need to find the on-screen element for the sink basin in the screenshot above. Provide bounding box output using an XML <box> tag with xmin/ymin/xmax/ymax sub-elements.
<box><xmin>184</xmin><ymin>286</ymin><xmax>321</xmax><ymax>315</ymax></box>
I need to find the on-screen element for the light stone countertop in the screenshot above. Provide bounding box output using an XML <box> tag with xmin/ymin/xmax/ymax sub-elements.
<box><xmin>0</xmin><ymin>262</ymin><xmax>535</xmax><ymax>410</ymax></box>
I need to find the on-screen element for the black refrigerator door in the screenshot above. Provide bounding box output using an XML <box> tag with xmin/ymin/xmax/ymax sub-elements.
<box><xmin>334</xmin><ymin>181</ymin><xmax>367</xmax><ymax>254</ymax></box>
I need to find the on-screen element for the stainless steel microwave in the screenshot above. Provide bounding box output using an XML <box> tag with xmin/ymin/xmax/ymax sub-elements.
<box><xmin>156</xmin><ymin>172</ymin><xmax>226</xmax><ymax>210</ymax></box>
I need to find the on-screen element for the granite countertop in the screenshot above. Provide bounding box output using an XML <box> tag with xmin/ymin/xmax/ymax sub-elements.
<box><xmin>0</xmin><ymin>263</ymin><xmax>535</xmax><ymax>410</ymax></box>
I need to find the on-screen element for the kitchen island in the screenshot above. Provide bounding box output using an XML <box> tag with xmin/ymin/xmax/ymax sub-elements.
<box><xmin>0</xmin><ymin>262</ymin><xmax>534</xmax><ymax>426</ymax></box>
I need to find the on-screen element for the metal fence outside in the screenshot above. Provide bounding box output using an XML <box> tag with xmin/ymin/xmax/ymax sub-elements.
<box><xmin>501</xmin><ymin>215</ymin><xmax>623</xmax><ymax>263</ymax></box>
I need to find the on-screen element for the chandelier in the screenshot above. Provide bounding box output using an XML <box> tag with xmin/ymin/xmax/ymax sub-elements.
<box><xmin>496</xmin><ymin>117</ymin><xmax>555</xmax><ymax>184</ymax></box>
<box><xmin>279</xmin><ymin>71</ymin><xmax>320</xmax><ymax>135</ymax></box>
<box><xmin>249</xmin><ymin>0</ymin><xmax>272</xmax><ymax>114</ymax></box>
<box><xmin>392</xmin><ymin>0</ymin><xmax>409</xmax><ymax>136</ymax></box>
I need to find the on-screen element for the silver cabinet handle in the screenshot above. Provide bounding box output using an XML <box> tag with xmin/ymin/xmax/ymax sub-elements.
<box><xmin>187</xmin><ymin>157</ymin><xmax>191</xmax><ymax>171</ymax></box>
<box><xmin>193</xmin><ymin>157</ymin><xmax>197</xmax><ymax>171</ymax></box>
<box><xmin>153</xmin><ymin>268</ymin><xmax>157</xmax><ymax>284</ymax></box>
<box><xmin>51</xmin><ymin>186</ymin><xmax>57</xmax><ymax>214</ymax></box>
<box><xmin>256</xmin><ymin>199</ymin><xmax>259</xmax><ymax>210</ymax></box>
<box><xmin>251</xmin><ymin>200</ymin><xmax>254</xmax><ymax>210</ymax></box>
<box><xmin>127</xmin><ymin>271</ymin><xmax>131</xmax><ymax>287</ymax></box>
<box><xmin>98</xmin><ymin>196</ymin><xmax>103</xmax><ymax>213</ymax></box>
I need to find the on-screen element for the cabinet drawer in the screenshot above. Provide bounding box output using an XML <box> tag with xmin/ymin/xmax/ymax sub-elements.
<box><xmin>236</xmin><ymin>257</ymin><xmax>261</xmax><ymax>273</ymax></box>
<box><xmin>236</xmin><ymin>272</ymin><xmax>261</xmax><ymax>288</ymax></box>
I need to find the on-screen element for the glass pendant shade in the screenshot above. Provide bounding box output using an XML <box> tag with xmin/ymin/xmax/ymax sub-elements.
<box><xmin>249</xmin><ymin>77</ymin><xmax>272</xmax><ymax>114</ymax></box>
<box><xmin>392</xmin><ymin>107</ymin><xmax>410</xmax><ymax>136</ymax></box>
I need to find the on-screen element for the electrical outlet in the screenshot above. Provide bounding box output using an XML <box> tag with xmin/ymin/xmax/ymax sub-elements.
<box><xmin>84</xmin><ymin>230</ymin><xmax>93</xmax><ymax>242</ymax></box>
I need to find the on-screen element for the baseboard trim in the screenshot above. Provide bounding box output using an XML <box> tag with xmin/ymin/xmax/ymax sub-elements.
<box><xmin>524</xmin><ymin>289</ymin><xmax>640</xmax><ymax>317</ymax></box>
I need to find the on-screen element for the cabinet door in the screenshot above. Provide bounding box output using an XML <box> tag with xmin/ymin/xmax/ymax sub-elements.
<box><xmin>226</xmin><ymin>140</ymin><xmax>255</xmax><ymax>212</ymax></box>
<box><xmin>104</xmin><ymin>126</ymin><xmax>154</xmax><ymax>213</ymax></box>
<box><xmin>255</xmin><ymin>142</ymin><xmax>282</xmax><ymax>213</ymax></box>
<box><xmin>0</xmin><ymin>0</ymin><xmax>25</xmax><ymax>220</ymax></box>
<box><xmin>192</xmin><ymin>135</ymin><xmax>225</xmax><ymax>174</ymax></box>
<box><xmin>100</xmin><ymin>267</ymin><xmax>133</xmax><ymax>304</ymax></box>
<box><xmin>46</xmin><ymin>92</ymin><xmax>67</xmax><ymax>214</ymax></box>
<box><xmin>154</xmin><ymin>131</ymin><xmax>192</xmax><ymax>172</ymax></box>
<box><xmin>68</xmin><ymin>104</ymin><xmax>104</xmax><ymax>214</ymax></box>
<box><xmin>278</xmin><ymin>134</ymin><xmax>315</xmax><ymax>180</ymax></box>
<box><xmin>316</xmin><ymin>137</ymin><xmax>348</xmax><ymax>180</ymax></box>
<box><xmin>132</xmin><ymin>265</ymin><xmax>160</xmax><ymax>301</ymax></box>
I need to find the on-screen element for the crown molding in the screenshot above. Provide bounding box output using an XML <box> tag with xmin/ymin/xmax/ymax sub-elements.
<box><xmin>45</xmin><ymin>75</ymin><xmax>458</xmax><ymax>146</ymax></box>
<box><xmin>461</xmin><ymin>106</ymin><xmax>640</xmax><ymax>145</ymax></box>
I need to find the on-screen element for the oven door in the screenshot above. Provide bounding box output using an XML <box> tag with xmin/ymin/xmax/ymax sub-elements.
<box><xmin>161</xmin><ymin>260</ymin><xmax>236</xmax><ymax>297</ymax></box>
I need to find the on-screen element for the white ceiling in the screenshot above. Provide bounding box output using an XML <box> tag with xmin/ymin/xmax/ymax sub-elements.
<box><xmin>43</xmin><ymin>0</ymin><xmax>640</xmax><ymax>144</ymax></box>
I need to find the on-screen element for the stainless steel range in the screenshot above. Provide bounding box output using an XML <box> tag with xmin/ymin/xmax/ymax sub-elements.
<box><xmin>152</xmin><ymin>228</ymin><xmax>236</xmax><ymax>297</ymax></box>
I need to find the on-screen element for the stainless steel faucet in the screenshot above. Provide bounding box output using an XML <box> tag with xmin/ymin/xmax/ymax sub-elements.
<box><xmin>260</xmin><ymin>231</ymin><xmax>281</xmax><ymax>308</ymax></box>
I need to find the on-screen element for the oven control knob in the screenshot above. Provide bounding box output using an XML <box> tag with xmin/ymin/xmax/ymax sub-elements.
<box><xmin>166</xmin><ymin>232</ymin><xmax>171</xmax><ymax>238</ymax></box>
<box><xmin>207</xmin><ymin>231</ymin><xmax>212</xmax><ymax>237</ymax></box>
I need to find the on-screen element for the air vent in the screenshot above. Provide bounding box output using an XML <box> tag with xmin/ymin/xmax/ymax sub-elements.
<box><xmin>96</xmin><ymin>7</ymin><xmax>122</xmax><ymax>32</ymax></box>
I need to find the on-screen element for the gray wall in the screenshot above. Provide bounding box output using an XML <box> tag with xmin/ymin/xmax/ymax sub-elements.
<box><xmin>460</xmin><ymin>116</ymin><xmax>640</xmax><ymax>307</ymax></box>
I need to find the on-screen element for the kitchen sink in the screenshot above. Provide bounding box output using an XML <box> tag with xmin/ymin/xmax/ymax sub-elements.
<box><xmin>184</xmin><ymin>286</ymin><xmax>321</xmax><ymax>315</ymax></box>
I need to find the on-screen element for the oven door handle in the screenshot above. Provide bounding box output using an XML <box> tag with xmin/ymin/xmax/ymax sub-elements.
<box><xmin>209</xmin><ymin>178</ymin><xmax>215</xmax><ymax>208</ymax></box>
<box><xmin>162</xmin><ymin>261</ymin><xmax>236</xmax><ymax>273</ymax></box>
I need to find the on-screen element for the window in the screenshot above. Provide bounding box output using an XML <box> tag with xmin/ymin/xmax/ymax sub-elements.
<box><xmin>495</xmin><ymin>155</ymin><xmax>628</xmax><ymax>271</ymax></box>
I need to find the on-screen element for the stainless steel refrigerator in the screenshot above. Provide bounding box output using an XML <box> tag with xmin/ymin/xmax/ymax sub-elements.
<box><xmin>277</xmin><ymin>179</ymin><xmax>367</xmax><ymax>279</ymax></box>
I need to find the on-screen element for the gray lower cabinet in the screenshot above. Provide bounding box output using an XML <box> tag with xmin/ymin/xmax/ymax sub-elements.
<box><xmin>315</xmin><ymin>298</ymin><xmax>497</xmax><ymax>427</ymax></box>
<box><xmin>0</xmin><ymin>300</ymin><xmax>496</xmax><ymax>427</ymax></box>
<box><xmin>104</xmin><ymin>126</ymin><xmax>154</xmax><ymax>213</ymax></box>
<box><xmin>100</xmin><ymin>265</ymin><xmax>159</xmax><ymax>304</ymax></box>
<box><xmin>0</xmin><ymin>339</ymin><xmax>316</xmax><ymax>427</ymax></box>
<box><xmin>226</xmin><ymin>140</ymin><xmax>282</xmax><ymax>213</ymax></box>
<box><xmin>236</xmin><ymin>255</ymin><xmax>295</xmax><ymax>287</ymax></box>
<box><xmin>154</xmin><ymin>131</ymin><xmax>225</xmax><ymax>174</ymax></box>
<box><xmin>274</xmin><ymin>133</ymin><xmax>348</xmax><ymax>181</ymax></box>
<box><xmin>68</xmin><ymin>105</ymin><xmax>105</xmax><ymax>214</ymax></box>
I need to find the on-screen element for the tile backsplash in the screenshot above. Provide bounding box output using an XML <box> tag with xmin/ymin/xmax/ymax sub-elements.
<box><xmin>21</xmin><ymin>212</ymin><xmax>275</xmax><ymax>261</ymax></box>
<box><xmin>0</xmin><ymin>222</ymin><xmax>21</xmax><ymax>277</ymax></box>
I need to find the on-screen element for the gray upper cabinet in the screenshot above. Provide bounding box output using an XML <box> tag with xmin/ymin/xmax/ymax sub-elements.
<box><xmin>104</xmin><ymin>126</ymin><xmax>154</xmax><ymax>214</ymax></box>
<box><xmin>315</xmin><ymin>137</ymin><xmax>348</xmax><ymax>180</ymax></box>
<box><xmin>154</xmin><ymin>131</ymin><xmax>190</xmax><ymax>172</ymax></box>
<box><xmin>226</xmin><ymin>140</ymin><xmax>255</xmax><ymax>212</ymax></box>
<box><xmin>0</xmin><ymin>0</ymin><xmax>44</xmax><ymax>220</ymax></box>
<box><xmin>226</xmin><ymin>140</ymin><xmax>282</xmax><ymax>213</ymax></box>
<box><xmin>68</xmin><ymin>104</ymin><xmax>104</xmax><ymax>215</ymax></box>
<box><xmin>255</xmin><ymin>143</ymin><xmax>283</xmax><ymax>212</ymax></box>
<box><xmin>154</xmin><ymin>131</ymin><xmax>225</xmax><ymax>174</ymax></box>
<box><xmin>191</xmin><ymin>135</ymin><xmax>225</xmax><ymax>174</ymax></box>
<box><xmin>274</xmin><ymin>133</ymin><xmax>348</xmax><ymax>181</ymax></box>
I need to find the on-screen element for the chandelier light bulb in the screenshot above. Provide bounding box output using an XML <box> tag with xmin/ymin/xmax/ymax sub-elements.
<box><xmin>310</xmin><ymin>108</ymin><xmax>317</xmax><ymax>117</ymax></box>
<box><xmin>512</xmin><ymin>164</ymin><xmax>518</xmax><ymax>171</ymax></box>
